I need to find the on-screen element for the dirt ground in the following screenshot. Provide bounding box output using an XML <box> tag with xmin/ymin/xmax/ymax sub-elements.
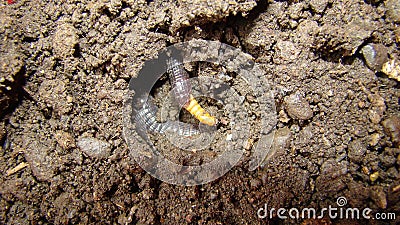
<box><xmin>1</xmin><ymin>0</ymin><xmax>400</xmax><ymax>224</ymax></box>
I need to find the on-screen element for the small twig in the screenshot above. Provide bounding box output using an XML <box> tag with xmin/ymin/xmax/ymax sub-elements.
<box><xmin>6</xmin><ymin>162</ymin><xmax>28</xmax><ymax>176</ymax></box>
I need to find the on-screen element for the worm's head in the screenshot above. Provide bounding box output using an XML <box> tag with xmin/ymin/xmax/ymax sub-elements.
<box><xmin>200</xmin><ymin>115</ymin><xmax>217</xmax><ymax>126</ymax></box>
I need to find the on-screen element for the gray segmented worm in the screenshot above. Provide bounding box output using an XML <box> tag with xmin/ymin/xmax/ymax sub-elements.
<box><xmin>133</xmin><ymin>57</ymin><xmax>216</xmax><ymax>139</ymax></box>
<box><xmin>166</xmin><ymin>58</ymin><xmax>217</xmax><ymax>126</ymax></box>
<box><xmin>166</xmin><ymin>58</ymin><xmax>192</xmax><ymax>107</ymax></box>
<box><xmin>134</xmin><ymin>96</ymin><xmax>200</xmax><ymax>138</ymax></box>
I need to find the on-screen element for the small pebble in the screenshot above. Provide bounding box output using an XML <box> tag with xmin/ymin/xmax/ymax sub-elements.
<box><xmin>382</xmin><ymin>115</ymin><xmax>400</xmax><ymax>148</ymax></box>
<box><xmin>368</xmin><ymin>94</ymin><xmax>386</xmax><ymax>124</ymax></box>
<box><xmin>278</xmin><ymin>110</ymin><xmax>290</xmax><ymax>123</ymax></box>
<box><xmin>382</xmin><ymin>59</ymin><xmax>400</xmax><ymax>82</ymax></box>
<box><xmin>273</xmin><ymin>40</ymin><xmax>300</xmax><ymax>64</ymax></box>
<box><xmin>348</xmin><ymin>139</ymin><xmax>367</xmax><ymax>163</ymax></box>
<box><xmin>370</xmin><ymin>171</ymin><xmax>379</xmax><ymax>182</ymax></box>
<box><xmin>361</xmin><ymin>43</ymin><xmax>388</xmax><ymax>72</ymax></box>
<box><xmin>320</xmin><ymin>159</ymin><xmax>348</xmax><ymax>178</ymax></box>
<box><xmin>77</xmin><ymin>137</ymin><xmax>111</xmax><ymax>159</ymax></box>
<box><xmin>284</xmin><ymin>92</ymin><xmax>313</xmax><ymax>120</ymax></box>
<box><xmin>362</xmin><ymin>166</ymin><xmax>370</xmax><ymax>175</ymax></box>
<box><xmin>369</xmin><ymin>133</ymin><xmax>380</xmax><ymax>146</ymax></box>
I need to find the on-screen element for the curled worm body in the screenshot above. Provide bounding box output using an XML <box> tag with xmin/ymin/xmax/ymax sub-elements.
<box><xmin>166</xmin><ymin>58</ymin><xmax>192</xmax><ymax>107</ymax></box>
<box><xmin>166</xmin><ymin>58</ymin><xmax>217</xmax><ymax>126</ymax></box>
<box><xmin>134</xmin><ymin>96</ymin><xmax>199</xmax><ymax>137</ymax></box>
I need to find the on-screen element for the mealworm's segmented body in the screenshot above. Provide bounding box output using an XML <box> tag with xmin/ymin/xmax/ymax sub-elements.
<box><xmin>134</xmin><ymin>96</ymin><xmax>200</xmax><ymax>138</ymax></box>
<box><xmin>166</xmin><ymin>58</ymin><xmax>217</xmax><ymax>126</ymax></box>
<box><xmin>185</xmin><ymin>95</ymin><xmax>217</xmax><ymax>126</ymax></box>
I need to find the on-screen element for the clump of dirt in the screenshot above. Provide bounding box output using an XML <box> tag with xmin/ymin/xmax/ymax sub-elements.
<box><xmin>0</xmin><ymin>0</ymin><xmax>399</xmax><ymax>224</ymax></box>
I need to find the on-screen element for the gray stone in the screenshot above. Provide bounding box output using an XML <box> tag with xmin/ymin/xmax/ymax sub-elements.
<box><xmin>284</xmin><ymin>92</ymin><xmax>313</xmax><ymax>120</ymax></box>
<box><xmin>348</xmin><ymin>139</ymin><xmax>367</xmax><ymax>163</ymax></box>
<box><xmin>77</xmin><ymin>137</ymin><xmax>111</xmax><ymax>159</ymax></box>
<box><xmin>382</xmin><ymin>116</ymin><xmax>400</xmax><ymax>148</ymax></box>
<box><xmin>361</xmin><ymin>43</ymin><xmax>388</xmax><ymax>72</ymax></box>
